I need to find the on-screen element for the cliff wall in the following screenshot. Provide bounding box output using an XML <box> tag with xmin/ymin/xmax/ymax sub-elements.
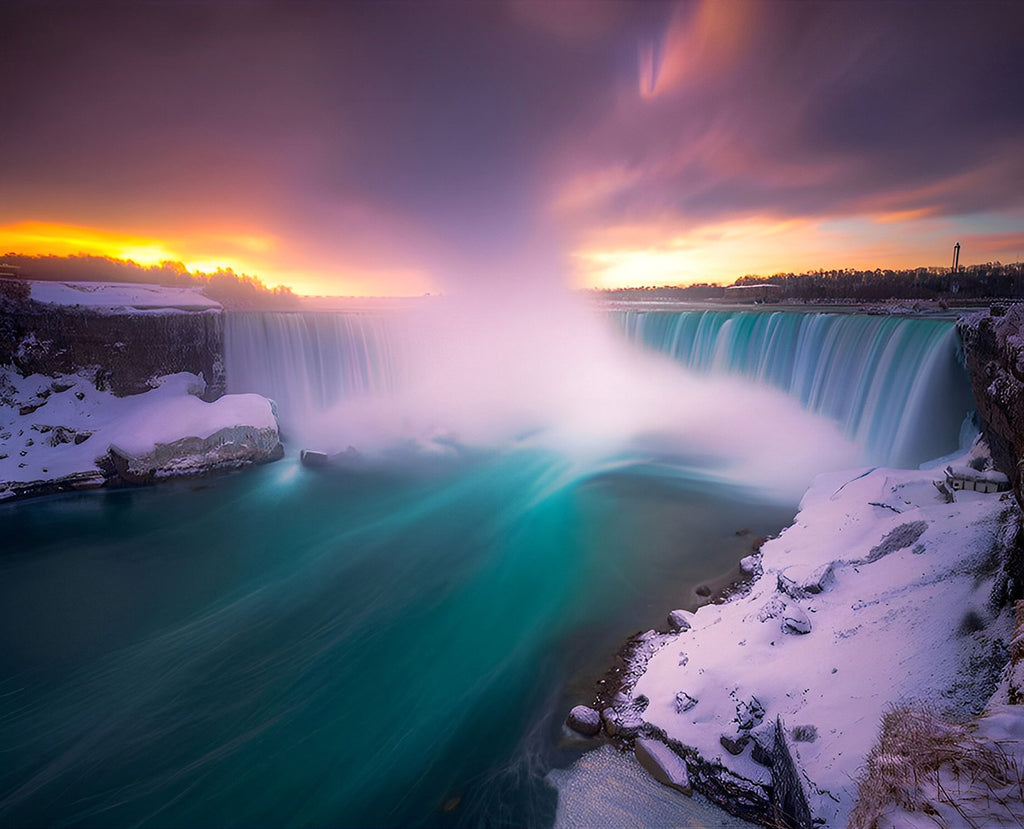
<box><xmin>957</xmin><ymin>305</ymin><xmax>1024</xmax><ymax>607</ymax></box>
<box><xmin>0</xmin><ymin>289</ymin><xmax>225</xmax><ymax>401</ymax></box>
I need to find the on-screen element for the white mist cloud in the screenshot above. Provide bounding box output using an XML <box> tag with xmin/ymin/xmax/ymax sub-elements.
<box><xmin>301</xmin><ymin>290</ymin><xmax>858</xmax><ymax>502</ymax></box>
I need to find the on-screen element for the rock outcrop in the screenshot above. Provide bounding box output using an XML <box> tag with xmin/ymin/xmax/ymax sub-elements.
<box><xmin>958</xmin><ymin>305</ymin><xmax>1024</xmax><ymax>507</ymax></box>
<box><xmin>1</xmin><ymin>292</ymin><xmax>225</xmax><ymax>400</ymax></box>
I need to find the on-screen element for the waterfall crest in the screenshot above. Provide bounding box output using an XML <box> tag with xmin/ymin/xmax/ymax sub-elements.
<box><xmin>614</xmin><ymin>309</ymin><xmax>975</xmax><ymax>466</ymax></box>
<box><xmin>224</xmin><ymin>308</ymin><xmax>974</xmax><ymax>469</ymax></box>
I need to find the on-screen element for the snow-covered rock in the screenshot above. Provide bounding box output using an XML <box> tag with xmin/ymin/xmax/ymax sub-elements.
<box><xmin>667</xmin><ymin>609</ymin><xmax>693</xmax><ymax>631</ymax></box>
<box><xmin>634</xmin><ymin>739</ymin><xmax>692</xmax><ymax>795</ymax></box>
<box><xmin>0</xmin><ymin>368</ymin><xmax>282</xmax><ymax>500</ymax></box>
<box><xmin>566</xmin><ymin>705</ymin><xmax>601</xmax><ymax>737</ymax></box>
<box><xmin>617</xmin><ymin>453</ymin><xmax>1019</xmax><ymax>826</ymax></box>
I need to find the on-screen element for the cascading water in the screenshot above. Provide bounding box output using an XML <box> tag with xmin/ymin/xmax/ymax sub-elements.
<box><xmin>613</xmin><ymin>309</ymin><xmax>975</xmax><ymax>467</ymax></box>
<box><xmin>224</xmin><ymin>312</ymin><xmax>403</xmax><ymax>433</ymax></box>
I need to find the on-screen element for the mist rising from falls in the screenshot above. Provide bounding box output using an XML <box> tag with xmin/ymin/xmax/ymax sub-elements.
<box><xmin>224</xmin><ymin>302</ymin><xmax>972</xmax><ymax>501</ymax></box>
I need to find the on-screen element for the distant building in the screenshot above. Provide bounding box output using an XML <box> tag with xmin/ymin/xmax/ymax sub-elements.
<box><xmin>724</xmin><ymin>283</ymin><xmax>782</xmax><ymax>303</ymax></box>
<box><xmin>0</xmin><ymin>263</ymin><xmax>21</xmax><ymax>279</ymax></box>
<box><xmin>944</xmin><ymin>464</ymin><xmax>1010</xmax><ymax>494</ymax></box>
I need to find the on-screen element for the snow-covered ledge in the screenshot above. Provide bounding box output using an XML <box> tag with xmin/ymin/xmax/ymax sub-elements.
<box><xmin>573</xmin><ymin>442</ymin><xmax>1022</xmax><ymax>826</ymax></box>
<box><xmin>1</xmin><ymin>370</ymin><xmax>282</xmax><ymax>500</ymax></box>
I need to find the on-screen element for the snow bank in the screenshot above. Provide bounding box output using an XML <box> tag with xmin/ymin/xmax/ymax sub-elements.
<box><xmin>29</xmin><ymin>280</ymin><xmax>221</xmax><ymax>311</ymax></box>
<box><xmin>0</xmin><ymin>368</ymin><xmax>280</xmax><ymax>499</ymax></box>
<box><xmin>594</xmin><ymin>452</ymin><xmax>1018</xmax><ymax>826</ymax></box>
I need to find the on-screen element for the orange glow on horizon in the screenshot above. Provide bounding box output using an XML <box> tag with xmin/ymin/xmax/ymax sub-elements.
<box><xmin>0</xmin><ymin>220</ymin><xmax>436</xmax><ymax>297</ymax></box>
<box><xmin>570</xmin><ymin>213</ymin><xmax>997</xmax><ymax>290</ymax></box>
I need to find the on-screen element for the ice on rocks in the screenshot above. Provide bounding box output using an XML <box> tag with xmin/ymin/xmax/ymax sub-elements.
<box><xmin>634</xmin><ymin>739</ymin><xmax>692</xmax><ymax>796</ymax></box>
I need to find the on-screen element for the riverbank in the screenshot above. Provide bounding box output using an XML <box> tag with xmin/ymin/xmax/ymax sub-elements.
<box><xmin>560</xmin><ymin>441</ymin><xmax>1024</xmax><ymax>826</ymax></box>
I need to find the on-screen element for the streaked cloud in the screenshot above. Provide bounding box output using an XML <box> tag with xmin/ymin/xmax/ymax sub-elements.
<box><xmin>0</xmin><ymin>1</ymin><xmax>1021</xmax><ymax>293</ymax></box>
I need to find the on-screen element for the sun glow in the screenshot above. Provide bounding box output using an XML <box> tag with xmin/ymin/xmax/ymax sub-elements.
<box><xmin>0</xmin><ymin>221</ymin><xmax>264</xmax><ymax>274</ymax></box>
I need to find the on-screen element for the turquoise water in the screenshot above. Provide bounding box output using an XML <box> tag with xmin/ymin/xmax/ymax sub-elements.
<box><xmin>0</xmin><ymin>451</ymin><xmax>791</xmax><ymax>827</ymax></box>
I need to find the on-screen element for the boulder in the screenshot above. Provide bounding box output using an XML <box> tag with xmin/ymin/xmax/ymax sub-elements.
<box><xmin>781</xmin><ymin>604</ymin><xmax>812</xmax><ymax>635</ymax></box>
<box><xmin>720</xmin><ymin>733</ymin><xmax>750</xmax><ymax>755</ymax></box>
<box><xmin>739</xmin><ymin>555</ymin><xmax>760</xmax><ymax>576</ymax></box>
<box><xmin>674</xmin><ymin>691</ymin><xmax>698</xmax><ymax>713</ymax></box>
<box><xmin>735</xmin><ymin>696</ymin><xmax>765</xmax><ymax>731</ymax></box>
<box><xmin>566</xmin><ymin>705</ymin><xmax>601</xmax><ymax>737</ymax></box>
<box><xmin>778</xmin><ymin>563</ymin><xmax>835</xmax><ymax>599</ymax></box>
<box><xmin>635</xmin><ymin>739</ymin><xmax>692</xmax><ymax>795</ymax></box>
<box><xmin>601</xmin><ymin>707</ymin><xmax>643</xmax><ymax>738</ymax></box>
<box><xmin>667</xmin><ymin>609</ymin><xmax>693</xmax><ymax>631</ymax></box>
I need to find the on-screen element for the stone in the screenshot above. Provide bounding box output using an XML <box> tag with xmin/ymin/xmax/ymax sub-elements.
<box><xmin>757</xmin><ymin>595</ymin><xmax>786</xmax><ymax>622</ymax></box>
<box><xmin>667</xmin><ymin>609</ymin><xmax>692</xmax><ymax>631</ymax></box>
<box><xmin>47</xmin><ymin>426</ymin><xmax>76</xmax><ymax>447</ymax></box>
<box><xmin>635</xmin><ymin>739</ymin><xmax>692</xmax><ymax>796</ymax></box>
<box><xmin>674</xmin><ymin>691</ymin><xmax>698</xmax><ymax>713</ymax></box>
<box><xmin>735</xmin><ymin>696</ymin><xmax>765</xmax><ymax>731</ymax></box>
<box><xmin>739</xmin><ymin>554</ymin><xmax>760</xmax><ymax>576</ymax></box>
<box><xmin>73</xmin><ymin>430</ymin><xmax>92</xmax><ymax>445</ymax></box>
<box><xmin>566</xmin><ymin>705</ymin><xmax>601</xmax><ymax>737</ymax></box>
<box><xmin>720</xmin><ymin>733</ymin><xmax>750</xmax><ymax>755</ymax></box>
<box><xmin>601</xmin><ymin>707</ymin><xmax>643</xmax><ymax>738</ymax></box>
<box><xmin>781</xmin><ymin>604</ymin><xmax>812</xmax><ymax>635</ymax></box>
<box><xmin>300</xmin><ymin>449</ymin><xmax>331</xmax><ymax>467</ymax></box>
<box><xmin>750</xmin><ymin>732</ymin><xmax>775</xmax><ymax>767</ymax></box>
<box><xmin>778</xmin><ymin>563</ymin><xmax>835</xmax><ymax>598</ymax></box>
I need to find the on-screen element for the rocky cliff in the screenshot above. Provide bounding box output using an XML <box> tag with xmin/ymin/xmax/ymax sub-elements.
<box><xmin>958</xmin><ymin>304</ymin><xmax>1024</xmax><ymax>608</ymax></box>
<box><xmin>0</xmin><ymin>288</ymin><xmax>225</xmax><ymax>400</ymax></box>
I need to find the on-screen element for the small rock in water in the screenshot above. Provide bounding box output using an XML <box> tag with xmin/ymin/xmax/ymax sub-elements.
<box><xmin>300</xmin><ymin>449</ymin><xmax>330</xmax><ymax>468</ymax></box>
<box><xmin>782</xmin><ymin>604</ymin><xmax>812</xmax><ymax>635</ymax></box>
<box><xmin>667</xmin><ymin>609</ymin><xmax>692</xmax><ymax>631</ymax></box>
<box><xmin>635</xmin><ymin>738</ymin><xmax>692</xmax><ymax>796</ymax></box>
<box><xmin>739</xmin><ymin>555</ymin><xmax>760</xmax><ymax>576</ymax></box>
<box><xmin>566</xmin><ymin>705</ymin><xmax>601</xmax><ymax>737</ymax></box>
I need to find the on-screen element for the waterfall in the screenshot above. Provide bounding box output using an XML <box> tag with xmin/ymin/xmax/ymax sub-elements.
<box><xmin>224</xmin><ymin>311</ymin><xmax>403</xmax><ymax>429</ymax></box>
<box><xmin>225</xmin><ymin>308</ymin><xmax>975</xmax><ymax>469</ymax></box>
<box><xmin>613</xmin><ymin>309</ymin><xmax>975</xmax><ymax>467</ymax></box>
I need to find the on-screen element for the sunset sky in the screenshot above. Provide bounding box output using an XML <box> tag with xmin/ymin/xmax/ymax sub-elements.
<box><xmin>2</xmin><ymin>0</ymin><xmax>1023</xmax><ymax>296</ymax></box>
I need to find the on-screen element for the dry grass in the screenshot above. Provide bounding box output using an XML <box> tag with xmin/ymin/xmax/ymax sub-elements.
<box><xmin>849</xmin><ymin>704</ymin><xmax>1020</xmax><ymax>829</ymax></box>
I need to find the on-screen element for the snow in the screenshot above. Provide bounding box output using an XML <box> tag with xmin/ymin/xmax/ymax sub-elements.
<box><xmin>626</xmin><ymin>452</ymin><xmax>1019</xmax><ymax>826</ymax></box>
<box><xmin>0</xmin><ymin>368</ymin><xmax>276</xmax><ymax>496</ymax></box>
<box><xmin>28</xmin><ymin>280</ymin><xmax>221</xmax><ymax>311</ymax></box>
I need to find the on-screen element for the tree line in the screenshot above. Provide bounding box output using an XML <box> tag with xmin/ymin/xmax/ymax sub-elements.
<box><xmin>0</xmin><ymin>254</ymin><xmax>302</xmax><ymax>310</ymax></box>
<box><xmin>595</xmin><ymin>262</ymin><xmax>1024</xmax><ymax>303</ymax></box>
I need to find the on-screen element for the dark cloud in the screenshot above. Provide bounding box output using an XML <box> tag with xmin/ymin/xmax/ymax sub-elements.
<box><xmin>556</xmin><ymin>1</ymin><xmax>1024</xmax><ymax>230</ymax></box>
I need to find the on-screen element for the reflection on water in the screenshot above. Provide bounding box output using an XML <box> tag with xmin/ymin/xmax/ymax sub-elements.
<box><xmin>0</xmin><ymin>452</ymin><xmax>791</xmax><ymax>827</ymax></box>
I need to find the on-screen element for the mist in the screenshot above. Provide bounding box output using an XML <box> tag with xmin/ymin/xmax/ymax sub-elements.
<box><xmin>296</xmin><ymin>277</ymin><xmax>858</xmax><ymax>503</ymax></box>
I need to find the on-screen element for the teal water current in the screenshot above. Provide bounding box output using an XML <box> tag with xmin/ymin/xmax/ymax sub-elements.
<box><xmin>0</xmin><ymin>309</ymin><xmax>975</xmax><ymax>827</ymax></box>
